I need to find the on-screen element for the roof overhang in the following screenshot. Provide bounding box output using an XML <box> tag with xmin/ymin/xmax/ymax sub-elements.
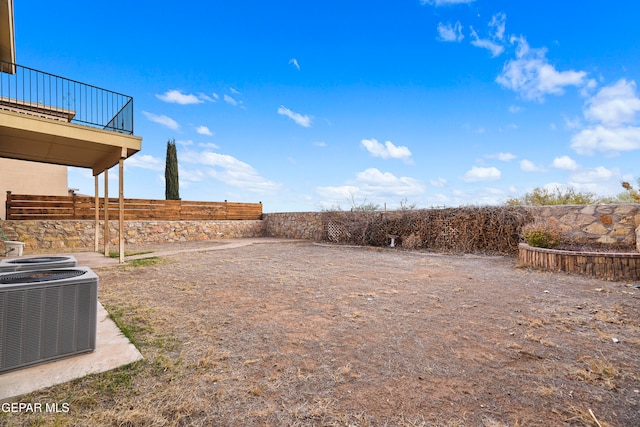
<box><xmin>0</xmin><ymin>109</ymin><xmax>142</xmax><ymax>175</ymax></box>
<box><xmin>0</xmin><ymin>0</ymin><xmax>16</xmax><ymax>73</ymax></box>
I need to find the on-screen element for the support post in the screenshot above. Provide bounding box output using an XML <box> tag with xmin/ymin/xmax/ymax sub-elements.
<box><xmin>103</xmin><ymin>168</ymin><xmax>109</xmax><ymax>257</ymax></box>
<box><xmin>94</xmin><ymin>175</ymin><xmax>99</xmax><ymax>252</ymax></box>
<box><xmin>119</xmin><ymin>158</ymin><xmax>125</xmax><ymax>264</ymax></box>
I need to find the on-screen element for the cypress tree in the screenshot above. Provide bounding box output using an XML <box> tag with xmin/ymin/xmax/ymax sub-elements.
<box><xmin>165</xmin><ymin>139</ymin><xmax>180</xmax><ymax>200</ymax></box>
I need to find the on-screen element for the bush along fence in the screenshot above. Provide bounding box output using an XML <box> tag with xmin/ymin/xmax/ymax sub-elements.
<box><xmin>265</xmin><ymin>205</ymin><xmax>640</xmax><ymax>255</ymax></box>
<box><xmin>5</xmin><ymin>193</ymin><xmax>262</xmax><ymax>221</ymax></box>
<box><xmin>320</xmin><ymin>207</ymin><xmax>534</xmax><ymax>255</ymax></box>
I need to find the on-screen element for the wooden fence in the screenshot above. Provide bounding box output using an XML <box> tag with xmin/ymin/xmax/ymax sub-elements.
<box><xmin>5</xmin><ymin>193</ymin><xmax>262</xmax><ymax>221</ymax></box>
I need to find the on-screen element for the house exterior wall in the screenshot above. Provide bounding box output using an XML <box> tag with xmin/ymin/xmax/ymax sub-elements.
<box><xmin>0</xmin><ymin>158</ymin><xmax>68</xmax><ymax>219</ymax></box>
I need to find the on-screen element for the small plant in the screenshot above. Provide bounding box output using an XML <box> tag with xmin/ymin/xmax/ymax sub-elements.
<box><xmin>521</xmin><ymin>220</ymin><xmax>562</xmax><ymax>248</ymax></box>
<box><xmin>127</xmin><ymin>257</ymin><xmax>162</xmax><ymax>267</ymax></box>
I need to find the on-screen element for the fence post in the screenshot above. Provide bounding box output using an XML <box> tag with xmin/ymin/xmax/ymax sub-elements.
<box><xmin>5</xmin><ymin>191</ymin><xmax>11</xmax><ymax>220</ymax></box>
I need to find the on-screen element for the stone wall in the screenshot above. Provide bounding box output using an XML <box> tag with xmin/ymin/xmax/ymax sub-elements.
<box><xmin>1</xmin><ymin>220</ymin><xmax>265</xmax><ymax>250</ymax></box>
<box><xmin>263</xmin><ymin>212</ymin><xmax>325</xmax><ymax>240</ymax></box>
<box><xmin>529</xmin><ymin>204</ymin><xmax>640</xmax><ymax>248</ymax></box>
<box><xmin>2</xmin><ymin>204</ymin><xmax>640</xmax><ymax>252</ymax></box>
<box><xmin>262</xmin><ymin>205</ymin><xmax>640</xmax><ymax>249</ymax></box>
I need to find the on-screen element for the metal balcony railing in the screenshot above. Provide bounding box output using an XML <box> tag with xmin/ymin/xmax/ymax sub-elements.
<box><xmin>0</xmin><ymin>60</ymin><xmax>133</xmax><ymax>135</ymax></box>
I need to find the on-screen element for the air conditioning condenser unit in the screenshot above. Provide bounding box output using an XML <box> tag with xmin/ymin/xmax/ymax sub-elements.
<box><xmin>0</xmin><ymin>267</ymin><xmax>98</xmax><ymax>373</ymax></box>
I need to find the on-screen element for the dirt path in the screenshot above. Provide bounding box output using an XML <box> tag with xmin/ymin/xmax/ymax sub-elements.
<box><xmin>5</xmin><ymin>240</ymin><xmax>639</xmax><ymax>426</ymax></box>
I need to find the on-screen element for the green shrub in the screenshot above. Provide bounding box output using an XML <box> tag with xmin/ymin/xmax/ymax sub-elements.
<box><xmin>506</xmin><ymin>186</ymin><xmax>599</xmax><ymax>206</ymax></box>
<box><xmin>521</xmin><ymin>220</ymin><xmax>562</xmax><ymax>248</ymax></box>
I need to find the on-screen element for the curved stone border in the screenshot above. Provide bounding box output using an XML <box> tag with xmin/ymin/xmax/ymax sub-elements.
<box><xmin>518</xmin><ymin>243</ymin><xmax>640</xmax><ymax>281</ymax></box>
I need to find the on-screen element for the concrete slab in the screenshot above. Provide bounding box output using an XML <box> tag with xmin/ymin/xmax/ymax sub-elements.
<box><xmin>0</xmin><ymin>302</ymin><xmax>143</xmax><ymax>402</ymax></box>
<box><xmin>70</xmin><ymin>251</ymin><xmax>121</xmax><ymax>268</ymax></box>
<box><xmin>0</xmin><ymin>239</ymin><xmax>305</xmax><ymax>401</ymax></box>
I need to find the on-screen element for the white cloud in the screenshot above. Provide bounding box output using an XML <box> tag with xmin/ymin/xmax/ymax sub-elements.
<box><xmin>277</xmin><ymin>105</ymin><xmax>312</xmax><ymax>127</ymax></box>
<box><xmin>125</xmin><ymin>154</ymin><xmax>164</xmax><ymax>171</ymax></box>
<box><xmin>313</xmin><ymin>141</ymin><xmax>327</xmax><ymax>147</ymax></box>
<box><xmin>197</xmin><ymin>92</ymin><xmax>216</xmax><ymax>103</ymax></box>
<box><xmin>361</xmin><ymin>139</ymin><xmax>412</xmax><ymax>161</ymax></box>
<box><xmin>156</xmin><ymin>89</ymin><xmax>203</xmax><ymax>105</ymax></box>
<box><xmin>198</xmin><ymin>142</ymin><xmax>219</xmax><ymax>149</ymax></box>
<box><xmin>437</xmin><ymin>21</ymin><xmax>464</xmax><ymax>42</ymax></box>
<box><xmin>583</xmin><ymin>79</ymin><xmax>640</xmax><ymax>126</ymax></box>
<box><xmin>571</xmin><ymin>125</ymin><xmax>640</xmax><ymax>155</ymax></box>
<box><xmin>178</xmin><ymin>166</ymin><xmax>205</xmax><ymax>183</ymax></box>
<box><xmin>496</xmin><ymin>36</ymin><xmax>587</xmax><ymax>102</ymax></box>
<box><xmin>580</xmin><ymin>78</ymin><xmax>599</xmax><ymax>98</ymax></box>
<box><xmin>289</xmin><ymin>58</ymin><xmax>300</xmax><ymax>70</ymax></box>
<box><xmin>316</xmin><ymin>185</ymin><xmax>360</xmax><ymax>199</ymax></box>
<box><xmin>355</xmin><ymin>168</ymin><xmax>425</xmax><ymax>195</ymax></box>
<box><xmin>519</xmin><ymin>159</ymin><xmax>544</xmax><ymax>172</ymax></box>
<box><xmin>552</xmin><ymin>155</ymin><xmax>579</xmax><ymax>171</ymax></box>
<box><xmin>571</xmin><ymin>79</ymin><xmax>640</xmax><ymax>156</ymax></box>
<box><xmin>224</xmin><ymin>94</ymin><xmax>239</xmax><ymax>106</ymax></box>
<box><xmin>487</xmin><ymin>152</ymin><xmax>516</xmax><ymax>162</ymax></box>
<box><xmin>570</xmin><ymin>166</ymin><xmax>614</xmax><ymax>183</ymax></box>
<box><xmin>421</xmin><ymin>0</ymin><xmax>475</xmax><ymax>5</ymax></box>
<box><xmin>142</xmin><ymin>111</ymin><xmax>179</xmax><ymax>130</ymax></box>
<box><xmin>508</xmin><ymin>105</ymin><xmax>521</xmax><ymax>113</ymax></box>
<box><xmin>176</xmin><ymin>139</ymin><xmax>193</xmax><ymax>146</ymax></box>
<box><xmin>564</xmin><ymin>115</ymin><xmax>583</xmax><ymax>130</ymax></box>
<box><xmin>316</xmin><ymin>168</ymin><xmax>425</xmax><ymax>206</ymax></box>
<box><xmin>181</xmin><ymin>150</ymin><xmax>280</xmax><ymax>193</ymax></box>
<box><xmin>430</xmin><ymin>177</ymin><xmax>447</xmax><ymax>187</ymax></box>
<box><xmin>489</xmin><ymin>13</ymin><xmax>506</xmax><ymax>41</ymax></box>
<box><xmin>462</xmin><ymin>166</ymin><xmax>501</xmax><ymax>182</ymax></box>
<box><xmin>196</xmin><ymin>125</ymin><xmax>213</xmax><ymax>136</ymax></box>
<box><xmin>469</xmin><ymin>27</ymin><xmax>504</xmax><ymax>57</ymax></box>
<box><xmin>229</xmin><ymin>87</ymin><xmax>241</xmax><ymax>95</ymax></box>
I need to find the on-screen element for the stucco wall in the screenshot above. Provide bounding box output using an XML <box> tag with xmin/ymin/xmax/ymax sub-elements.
<box><xmin>0</xmin><ymin>158</ymin><xmax>68</xmax><ymax>220</ymax></box>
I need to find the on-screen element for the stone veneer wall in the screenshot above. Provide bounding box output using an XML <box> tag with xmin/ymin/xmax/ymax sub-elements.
<box><xmin>263</xmin><ymin>212</ymin><xmax>325</xmax><ymax>240</ymax></box>
<box><xmin>2</xmin><ymin>204</ymin><xmax>639</xmax><ymax>251</ymax></box>
<box><xmin>529</xmin><ymin>204</ymin><xmax>640</xmax><ymax>248</ymax></box>
<box><xmin>262</xmin><ymin>205</ymin><xmax>640</xmax><ymax>249</ymax></box>
<box><xmin>1</xmin><ymin>220</ymin><xmax>265</xmax><ymax>250</ymax></box>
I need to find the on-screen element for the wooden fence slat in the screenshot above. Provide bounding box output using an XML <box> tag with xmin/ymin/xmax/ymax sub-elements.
<box><xmin>6</xmin><ymin>194</ymin><xmax>262</xmax><ymax>221</ymax></box>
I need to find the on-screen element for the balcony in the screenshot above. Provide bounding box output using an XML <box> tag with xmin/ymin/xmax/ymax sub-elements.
<box><xmin>0</xmin><ymin>60</ymin><xmax>133</xmax><ymax>134</ymax></box>
<box><xmin>0</xmin><ymin>60</ymin><xmax>141</xmax><ymax>175</ymax></box>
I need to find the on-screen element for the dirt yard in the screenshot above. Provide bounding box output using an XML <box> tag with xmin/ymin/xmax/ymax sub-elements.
<box><xmin>3</xmin><ymin>240</ymin><xmax>639</xmax><ymax>426</ymax></box>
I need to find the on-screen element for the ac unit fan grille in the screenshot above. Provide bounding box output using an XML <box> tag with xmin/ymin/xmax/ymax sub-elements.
<box><xmin>0</xmin><ymin>270</ymin><xmax>85</xmax><ymax>284</ymax></box>
<box><xmin>6</xmin><ymin>256</ymin><xmax>71</xmax><ymax>264</ymax></box>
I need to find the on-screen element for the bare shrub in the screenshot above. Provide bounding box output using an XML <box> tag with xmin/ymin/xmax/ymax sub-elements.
<box><xmin>401</xmin><ymin>233</ymin><xmax>421</xmax><ymax>250</ymax></box>
<box><xmin>322</xmin><ymin>206</ymin><xmax>533</xmax><ymax>255</ymax></box>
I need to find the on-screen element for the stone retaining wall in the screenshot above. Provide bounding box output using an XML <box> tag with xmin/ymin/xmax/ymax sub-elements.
<box><xmin>262</xmin><ymin>205</ymin><xmax>640</xmax><ymax>248</ymax></box>
<box><xmin>2</xmin><ymin>204</ymin><xmax>640</xmax><ymax>252</ymax></box>
<box><xmin>263</xmin><ymin>212</ymin><xmax>325</xmax><ymax>240</ymax></box>
<box><xmin>530</xmin><ymin>204</ymin><xmax>640</xmax><ymax>248</ymax></box>
<box><xmin>1</xmin><ymin>220</ymin><xmax>265</xmax><ymax>250</ymax></box>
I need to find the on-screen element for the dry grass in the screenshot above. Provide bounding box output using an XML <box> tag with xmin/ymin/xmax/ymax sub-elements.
<box><xmin>2</xmin><ymin>241</ymin><xmax>638</xmax><ymax>426</ymax></box>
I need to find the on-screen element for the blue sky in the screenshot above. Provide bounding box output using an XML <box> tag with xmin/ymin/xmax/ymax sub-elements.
<box><xmin>14</xmin><ymin>0</ymin><xmax>640</xmax><ymax>212</ymax></box>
